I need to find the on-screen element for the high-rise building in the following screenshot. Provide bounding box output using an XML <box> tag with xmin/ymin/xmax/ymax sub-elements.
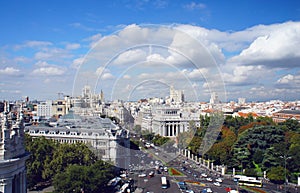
<box><xmin>210</xmin><ymin>92</ymin><xmax>220</xmax><ymax>104</ymax></box>
<box><xmin>0</xmin><ymin>102</ymin><xmax>29</xmax><ymax>193</ymax></box>
<box><xmin>37</xmin><ymin>100</ymin><xmax>52</xmax><ymax>118</ymax></box>
<box><xmin>238</xmin><ymin>98</ymin><xmax>246</xmax><ymax>105</ymax></box>
<box><xmin>169</xmin><ymin>86</ymin><xmax>184</xmax><ymax>104</ymax></box>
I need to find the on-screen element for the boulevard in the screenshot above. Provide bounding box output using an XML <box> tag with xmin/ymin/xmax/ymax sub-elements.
<box><xmin>124</xmin><ymin>141</ymin><xmax>299</xmax><ymax>193</ymax></box>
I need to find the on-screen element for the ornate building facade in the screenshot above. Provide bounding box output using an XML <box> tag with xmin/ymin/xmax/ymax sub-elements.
<box><xmin>0</xmin><ymin>102</ymin><xmax>29</xmax><ymax>193</ymax></box>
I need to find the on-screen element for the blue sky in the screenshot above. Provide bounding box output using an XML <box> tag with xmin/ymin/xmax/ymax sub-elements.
<box><xmin>0</xmin><ymin>0</ymin><xmax>300</xmax><ymax>102</ymax></box>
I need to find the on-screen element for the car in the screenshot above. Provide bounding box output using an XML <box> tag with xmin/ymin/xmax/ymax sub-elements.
<box><xmin>186</xmin><ymin>190</ymin><xmax>194</xmax><ymax>193</ymax></box>
<box><xmin>164</xmin><ymin>167</ymin><xmax>168</xmax><ymax>172</ymax></box>
<box><xmin>206</xmin><ymin>188</ymin><xmax>213</xmax><ymax>193</ymax></box>
<box><xmin>178</xmin><ymin>182</ymin><xmax>187</xmax><ymax>190</ymax></box>
<box><xmin>120</xmin><ymin>174</ymin><xmax>127</xmax><ymax>178</ymax></box>
<box><xmin>201</xmin><ymin>173</ymin><xmax>208</xmax><ymax>177</ymax></box>
<box><xmin>149</xmin><ymin>171</ymin><xmax>154</xmax><ymax>177</ymax></box>
<box><xmin>138</xmin><ymin>173</ymin><xmax>147</xmax><ymax>177</ymax></box>
<box><xmin>206</xmin><ymin>177</ymin><xmax>213</xmax><ymax>182</ymax></box>
<box><xmin>213</xmin><ymin>182</ymin><xmax>221</xmax><ymax>186</ymax></box>
<box><xmin>215</xmin><ymin>178</ymin><xmax>223</xmax><ymax>183</ymax></box>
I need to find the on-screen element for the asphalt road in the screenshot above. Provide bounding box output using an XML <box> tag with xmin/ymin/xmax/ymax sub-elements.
<box><xmin>126</xmin><ymin>142</ymin><xmax>299</xmax><ymax>193</ymax></box>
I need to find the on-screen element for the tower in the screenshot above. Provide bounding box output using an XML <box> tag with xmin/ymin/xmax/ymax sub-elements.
<box><xmin>0</xmin><ymin>102</ymin><xmax>29</xmax><ymax>193</ymax></box>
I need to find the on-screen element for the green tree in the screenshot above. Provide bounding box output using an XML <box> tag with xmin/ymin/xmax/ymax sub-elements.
<box><xmin>53</xmin><ymin>160</ymin><xmax>114</xmax><ymax>193</ymax></box>
<box><xmin>25</xmin><ymin>135</ymin><xmax>56</xmax><ymax>189</ymax></box>
<box><xmin>48</xmin><ymin>143</ymin><xmax>97</xmax><ymax>177</ymax></box>
<box><xmin>267</xmin><ymin>166</ymin><xmax>286</xmax><ymax>184</ymax></box>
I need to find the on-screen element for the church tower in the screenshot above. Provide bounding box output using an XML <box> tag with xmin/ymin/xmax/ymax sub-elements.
<box><xmin>0</xmin><ymin>102</ymin><xmax>29</xmax><ymax>193</ymax></box>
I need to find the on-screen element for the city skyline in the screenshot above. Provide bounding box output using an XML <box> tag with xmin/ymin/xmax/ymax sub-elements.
<box><xmin>0</xmin><ymin>0</ymin><xmax>300</xmax><ymax>102</ymax></box>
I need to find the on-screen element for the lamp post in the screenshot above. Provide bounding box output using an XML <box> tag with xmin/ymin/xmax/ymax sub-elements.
<box><xmin>280</xmin><ymin>155</ymin><xmax>291</xmax><ymax>193</ymax></box>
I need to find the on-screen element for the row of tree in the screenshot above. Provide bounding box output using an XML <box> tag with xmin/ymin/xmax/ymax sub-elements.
<box><xmin>25</xmin><ymin>135</ymin><xmax>115</xmax><ymax>193</ymax></box>
<box><xmin>178</xmin><ymin>114</ymin><xmax>300</xmax><ymax>184</ymax></box>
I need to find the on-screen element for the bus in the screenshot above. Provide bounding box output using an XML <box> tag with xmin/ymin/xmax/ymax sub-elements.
<box><xmin>161</xmin><ymin>176</ymin><xmax>168</xmax><ymax>189</ymax></box>
<box><xmin>234</xmin><ymin>175</ymin><xmax>263</xmax><ymax>187</ymax></box>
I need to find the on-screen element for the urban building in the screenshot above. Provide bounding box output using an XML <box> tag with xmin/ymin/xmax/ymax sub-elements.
<box><xmin>0</xmin><ymin>102</ymin><xmax>29</xmax><ymax>193</ymax></box>
<box><xmin>25</xmin><ymin>111</ymin><xmax>130</xmax><ymax>168</ymax></box>
<box><xmin>272</xmin><ymin>109</ymin><xmax>300</xmax><ymax>123</ymax></box>
<box><xmin>37</xmin><ymin>100</ymin><xmax>52</xmax><ymax>119</ymax></box>
<box><xmin>210</xmin><ymin>92</ymin><xmax>221</xmax><ymax>104</ymax></box>
<box><xmin>151</xmin><ymin>106</ymin><xmax>200</xmax><ymax>138</ymax></box>
<box><xmin>169</xmin><ymin>86</ymin><xmax>184</xmax><ymax>104</ymax></box>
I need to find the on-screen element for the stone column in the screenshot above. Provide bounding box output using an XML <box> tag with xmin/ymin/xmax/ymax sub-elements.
<box><xmin>221</xmin><ymin>167</ymin><xmax>226</xmax><ymax>175</ymax></box>
<box><xmin>211</xmin><ymin>162</ymin><xmax>214</xmax><ymax>171</ymax></box>
<box><xmin>207</xmin><ymin>160</ymin><xmax>210</xmax><ymax>168</ymax></box>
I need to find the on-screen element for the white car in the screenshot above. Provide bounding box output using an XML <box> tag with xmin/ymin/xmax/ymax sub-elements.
<box><xmin>138</xmin><ymin>173</ymin><xmax>147</xmax><ymax>177</ymax></box>
<box><xmin>206</xmin><ymin>177</ymin><xmax>213</xmax><ymax>182</ymax></box>
<box><xmin>213</xmin><ymin>182</ymin><xmax>221</xmax><ymax>186</ymax></box>
<box><xmin>206</xmin><ymin>188</ymin><xmax>213</xmax><ymax>193</ymax></box>
<box><xmin>215</xmin><ymin>178</ymin><xmax>223</xmax><ymax>183</ymax></box>
<box><xmin>186</xmin><ymin>190</ymin><xmax>194</xmax><ymax>193</ymax></box>
<box><xmin>201</xmin><ymin>173</ymin><xmax>208</xmax><ymax>177</ymax></box>
<box><xmin>148</xmin><ymin>171</ymin><xmax>154</xmax><ymax>177</ymax></box>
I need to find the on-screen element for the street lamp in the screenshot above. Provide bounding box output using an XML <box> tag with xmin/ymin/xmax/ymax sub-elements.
<box><xmin>280</xmin><ymin>155</ymin><xmax>291</xmax><ymax>193</ymax></box>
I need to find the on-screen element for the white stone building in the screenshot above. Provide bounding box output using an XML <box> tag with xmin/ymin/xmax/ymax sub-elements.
<box><xmin>25</xmin><ymin>112</ymin><xmax>130</xmax><ymax>169</ymax></box>
<box><xmin>37</xmin><ymin>100</ymin><xmax>52</xmax><ymax>118</ymax></box>
<box><xmin>0</xmin><ymin>103</ymin><xmax>29</xmax><ymax>193</ymax></box>
<box><xmin>151</xmin><ymin>106</ymin><xmax>200</xmax><ymax>138</ymax></box>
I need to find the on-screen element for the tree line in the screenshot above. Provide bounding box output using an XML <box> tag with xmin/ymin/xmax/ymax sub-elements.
<box><xmin>178</xmin><ymin>114</ymin><xmax>300</xmax><ymax>185</ymax></box>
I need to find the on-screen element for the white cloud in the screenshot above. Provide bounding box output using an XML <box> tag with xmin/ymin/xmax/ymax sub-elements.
<box><xmin>7</xmin><ymin>22</ymin><xmax>299</xmax><ymax>101</ymax></box>
<box><xmin>65</xmin><ymin>43</ymin><xmax>81</xmax><ymax>50</ymax></box>
<box><xmin>72</xmin><ymin>57</ymin><xmax>85</xmax><ymax>69</ymax></box>
<box><xmin>14</xmin><ymin>40</ymin><xmax>53</xmax><ymax>49</ymax></box>
<box><xmin>95</xmin><ymin>66</ymin><xmax>111</xmax><ymax>76</ymax></box>
<box><xmin>277</xmin><ymin>74</ymin><xmax>294</xmax><ymax>84</ymax></box>
<box><xmin>113</xmin><ymin>49</ymin><xmax>147</xmax><ymax>65</ymax></box>
<box><xmin>184</xmin><ymin>2</ymin><xmax>206</xmax><ymax>10</ymax></box>
<box><xmin>34</xmin><ymin>47</ymin><xmax>72</xmax><ymax>61</ymax></box>
<box><xmin>0</xmin><ymin>67</ymin><xmax>20</xmax><ymax>75</ymax></box>
<box><xmin>32</xmin><ymin>66</ymin><xmax>66</xmax><ymax>76</ymax></box>
<box><xmin>228</xmin><ymin>22</ymin><xmax>300</xmax><ymax>67</ymax></box>
<box><xmin>101</xmin><ymin>72</ymin><xmax>114</xmax><ymax>80</ymax></box>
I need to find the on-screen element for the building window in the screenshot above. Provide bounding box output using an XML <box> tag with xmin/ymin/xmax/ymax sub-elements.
<box><xmin>57</xmin><ymin>108</ymin><xmax>63</xmax><ymax>111</ymax></box>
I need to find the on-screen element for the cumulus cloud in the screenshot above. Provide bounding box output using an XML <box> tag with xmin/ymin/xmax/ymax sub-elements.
<box><xmin>8</xmin><ymin>22</ymin><xmax>300</xmax><ymax>101</ymax></box>
<box><xmin>32</xmin><ymin>66</ymin><xmax>66</xmax><ymax>76</ymax></box>
<box><xmin>277</xmin><ymin>74</ymin><xmax>294</xmax><ymax>84</ymax></box>
<box><xmin>113</xmin><ymin>49</ymin><xmax>147</xmax><ymax>65</ymax></box>
<box><xmin>34</xmin><ymin>47</ymin><xmax>72</xmax><ymax>61</ymax></box>
<box><xmin>0</xmin><ymin>67</ymin><xmax>20</xmax><ymax>75</ymax></box>
<box><xmin>101</xmin><ymin>72</ymin><xmax>114</xmax><ymax>80</ymax></box>
<box><xmin>228</xmin><ymin>22</ymin><xmax>300</xmax><ymax>68</ymax></box>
